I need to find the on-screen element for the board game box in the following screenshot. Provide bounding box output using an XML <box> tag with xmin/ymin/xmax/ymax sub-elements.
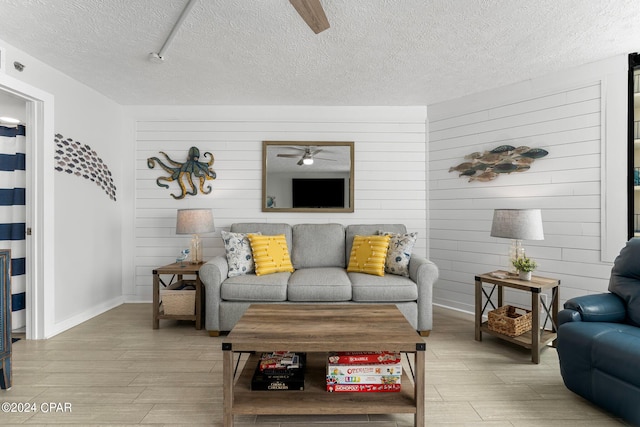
<box><xmin>251</xmin><ymin>352</ymin><xmax>306</xmax><ymax>391</ymax></box>
<box><xmin>327</xmin><ymin>351</ymin><xmax>401</xmax><ymax>365</ymax></box>
<box><xmin>326</xmin><ymin>382</ymin><xmax>402</xmax><ymax>393</ymax></box>
<box><xmin>326</xmin><ymin>374</ymin><xmax>401</xmax><ymax>385</ymax></box>
<box><xmin>326</xmin><ymin>351</ymin><xmax>403</xmax><ymax>393</ymax></box>
<box><xmin>327</xmin><ymin>362</ymin><xmax>402</xmax><ymax>377</ymax></box>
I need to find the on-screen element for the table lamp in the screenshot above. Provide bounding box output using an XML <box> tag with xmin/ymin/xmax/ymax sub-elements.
<box><xmin>176</xmin><ymin>208</ymin><xmax>215</xmax><ymax>264</ymax></box>
<box><xmin>490</xmin><ymin>209</ymin><xmax>544</xmax><ymax>273</ymax></box>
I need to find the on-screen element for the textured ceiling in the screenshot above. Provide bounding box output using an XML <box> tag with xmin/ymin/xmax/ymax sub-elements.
<box><xmin>0</xmin><ymin>0</ymin><xmax>639</xmax><ymax>106</ymax></box>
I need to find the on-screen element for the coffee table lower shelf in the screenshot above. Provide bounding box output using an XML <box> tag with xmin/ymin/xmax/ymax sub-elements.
<box><xmin>230</xmin><ymin>352</ymin><xmax>416</xmax><ymax>416</ymax></box>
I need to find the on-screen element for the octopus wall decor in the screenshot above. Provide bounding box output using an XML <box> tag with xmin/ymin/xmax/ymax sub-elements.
<box><xmin>449</xmin><ymin>145</ymin><xmax>549</xmax><ymax>182</ymax></box>
<box><xmin>147</xmin><ymin>146</ymin><xmax>216</xmax><ymax>199</ymax></box>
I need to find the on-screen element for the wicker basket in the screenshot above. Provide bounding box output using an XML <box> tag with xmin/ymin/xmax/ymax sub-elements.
<box><xmin>160</xmin><ymin>285</ymin><xmax>196</xmax><ymax>315</ymax></box>
<box><xmin>488</xmin><ymin>305</ymin><xmax>532</xmax><ymax>337</ymax></box>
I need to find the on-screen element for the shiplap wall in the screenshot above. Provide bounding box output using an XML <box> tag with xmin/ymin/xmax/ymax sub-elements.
<box><xmin>428</xmin><ymin>59</ymin><xmax>627</xmax><ymax>314</ymax></box>
<box><xmin>125</xmin><ymin>106</ymin><xmax>427</xmax><ymax>301</ymax></box>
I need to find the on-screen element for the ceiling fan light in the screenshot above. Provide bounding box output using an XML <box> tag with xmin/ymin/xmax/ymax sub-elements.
<box><xmin>303</xmin><ymin>157</ymin><xmax>314</xmax><ymax>165</ymax></box>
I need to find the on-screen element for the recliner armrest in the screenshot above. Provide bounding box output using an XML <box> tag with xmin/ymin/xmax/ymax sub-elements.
<box><xmin>557</xmin><ymin>308</ymin><xmax>582</xmax><ymax>326</ymax></box>
<box><xmin>562</xmin><ymin>293</ymin><xmax>627</xmax><ymax>323</ymax></box>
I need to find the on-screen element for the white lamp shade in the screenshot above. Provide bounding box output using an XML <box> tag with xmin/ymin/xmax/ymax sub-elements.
<box><xmin>490</xmin><ymin>209</ymin><xmax>544</xmax><ymax>240</ymax></box>
<box><xmin>176</xmin><ymin>209</ymin><xmax>215</xmax><ymax>235</ymax></box>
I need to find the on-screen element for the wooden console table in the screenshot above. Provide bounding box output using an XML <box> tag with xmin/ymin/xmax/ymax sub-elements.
<box><xmin>474</xmin><ymin>271</ymin><xmax>560</xmax><ymax>364</ymax></box>
<box><xmin>152</xmin><ymin>261</ymin><xmax>204</xmax><ymax>330</ymax></box>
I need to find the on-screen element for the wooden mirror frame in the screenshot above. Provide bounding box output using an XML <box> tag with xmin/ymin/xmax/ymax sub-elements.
<box><xmin>262</xmin><ymin>141</ymin><xmax>354</xmax><ymax>213</ymax></box>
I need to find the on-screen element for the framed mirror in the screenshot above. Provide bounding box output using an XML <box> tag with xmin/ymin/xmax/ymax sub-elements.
<box><xmin>262</xmin><ymin>141</ymin><xmax>354</xmax><ymax>212</ymax></box>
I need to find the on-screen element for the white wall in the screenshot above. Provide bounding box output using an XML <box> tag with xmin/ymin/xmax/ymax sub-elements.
<box><xmin>428</xmin><ymin>55</ymin><xmax>628</xmax><ymax>314</ymax></box>
<box><xmin>0</xmin><ymin>38</ymin><xmax>124</xmax><ymax>337</ymax></box>
<box><xmin>1</xmin><ymin>38</ymin><xmax>629</xmax><ymax>334</ymax></box>
<box><xmin>0</xmin><ymin>91</ymin><xmax>26</xmax><ymax>122</ymax></box>
<box><xmin>122</xmin><ymin>106</ymin><xmax>428</xmax><ymax>302</ymax></box>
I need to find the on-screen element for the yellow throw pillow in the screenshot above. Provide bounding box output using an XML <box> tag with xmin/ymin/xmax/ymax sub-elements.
<box><xmin>347</xmin><ymin>234</ymin><xmax>391</xmax><ymax>276</ymax></box>
<box><xmin>247</xmin><ymin>234</ymin><xmax>295</xmax><ymax>276</ymax></box>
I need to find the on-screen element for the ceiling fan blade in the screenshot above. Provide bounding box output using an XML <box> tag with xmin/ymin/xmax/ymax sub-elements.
<box><xmin>277</xmin><ymin>154</ymin><xmax>300</xmax><ymax>158</ymax></box>
<box><xmin>289</xmin><ymin>0</ymin><xmax>330</xmax><ymax>34</ymax></box>
<box><xmin>297</xmin><ymin>158</ymin><xmax>304</xmax><ymax>166</ymax></box>
<box><xmin>314</xmin><ymin>157</ymin><xmax>336</xmax><ymax>161</ymax></box>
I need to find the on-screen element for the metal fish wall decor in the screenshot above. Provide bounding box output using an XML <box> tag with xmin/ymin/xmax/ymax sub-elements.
<box><xmin>54</xmin><ymin>133</ymin><xmax>117</xmax><ymax>201</ymax></box>
<box><xmin>449</xmin><ymin>145</ymin><xmax>549</xmax><ymax>182</ymax></box>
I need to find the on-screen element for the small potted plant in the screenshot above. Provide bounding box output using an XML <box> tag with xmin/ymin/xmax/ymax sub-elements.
<box><xmin>512</xmin><ymin>256</ymin><xmax>537</xmax><ymax>281</ymax></box>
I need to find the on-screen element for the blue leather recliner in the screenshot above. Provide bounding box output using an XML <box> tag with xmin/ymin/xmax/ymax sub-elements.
<box><xmin>557</xmin><ymin>238</ymin><xmax>640</xmax><ymax>425</ymax></box>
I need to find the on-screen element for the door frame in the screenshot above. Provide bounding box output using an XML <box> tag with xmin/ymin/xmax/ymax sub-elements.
<box><xmin>0</xmin><ymin>73</ymin><xmax>54</xmax><ymax>340</ymax></box>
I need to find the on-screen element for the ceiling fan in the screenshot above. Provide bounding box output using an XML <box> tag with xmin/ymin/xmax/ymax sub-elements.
<box><xmin>277</xmin><ymin>147</ymin><xmax>337</xmax><ymax>166</ymax></box>
<box><xmin>150</xmin><ymin>0</ymin><xmax>329</xmax><ymax>62</ymax></box>
<box><xmin>289</xmin><ymin>0</ymin><xmax>330</xmax><ymax>34</ymax></box>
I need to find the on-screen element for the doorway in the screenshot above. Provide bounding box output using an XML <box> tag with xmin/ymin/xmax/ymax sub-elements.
<box><xmin>0</xmin><ymin>91</ymin><xmax>27</xmax><ymax>336</ymax></box>
<box><xmin>0</xmin><ymin>73</ymin><xmax>54</xmax><ymax>340</ymax></box>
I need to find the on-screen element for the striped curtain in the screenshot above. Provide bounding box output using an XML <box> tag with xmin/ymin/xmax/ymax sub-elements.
<box><xmin>0</xmin><ymin>125</ymin><xmax>26</xmax><ymax>332</ymax></box>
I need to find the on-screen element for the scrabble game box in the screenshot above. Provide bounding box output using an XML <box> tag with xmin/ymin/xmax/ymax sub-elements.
<box><xmin>327</xmin><ymin>351</ymin><xmax>401</xmax><ymax>365</ymax></box>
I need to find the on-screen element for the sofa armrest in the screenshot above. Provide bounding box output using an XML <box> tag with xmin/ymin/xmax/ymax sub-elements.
<box><xmin>560</xmin><ymin>293</ymin><xmax>627</xmax><ymax>325</ymax></box>
<box><xmin>199</xmin><ymin>256</ymin><xmax>229</xmax><ymax>332</ymax></box>
<box><xmin>409</xmin><ymin>255</ymin><xmax>439</xmax><ymax>333</ymax></box>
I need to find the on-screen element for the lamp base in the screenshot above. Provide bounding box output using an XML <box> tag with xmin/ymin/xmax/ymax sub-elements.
<box><xmin>508</xmin><ymin>239</ymin><xmax>525</xmax><ymax>273</ymax></box>
<box><xmin>190</xmin><ymin>234</ymin><xmax>202</xmax><ymax>264</ymax></box>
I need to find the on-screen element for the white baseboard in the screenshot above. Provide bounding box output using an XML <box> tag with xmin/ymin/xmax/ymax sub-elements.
<box><xmin>46</xmin><ymin>296</ymin><xmax>124</xmax><ymax>338</ymax></box>
<box><xmin>433</xmin><ymin>302</ymin><xmax>475</xmax><ymax>320</ymax></box>
<box><xmin>123</xmin><ymin>296</ymin><xmax>152</xmax><ymax>303</ymax></box>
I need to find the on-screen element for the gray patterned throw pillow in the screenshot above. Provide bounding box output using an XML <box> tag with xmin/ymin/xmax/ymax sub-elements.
<box><xmin>221</xmin><ymin>230</ymin><xmax>261</xmax><ymax>277</ymax></box>
<box><xmin>377</xmin><ymin>231</ymin><xmax>418</xmax><ymax>277</ymax></box>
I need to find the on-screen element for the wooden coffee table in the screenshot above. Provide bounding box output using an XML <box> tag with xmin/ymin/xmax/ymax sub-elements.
<box><xmin>221</xmin><ymin>304</ymin><xmax>426</xmax><ymax>426</ymax></box>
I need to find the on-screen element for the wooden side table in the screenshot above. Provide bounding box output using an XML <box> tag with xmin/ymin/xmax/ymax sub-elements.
<box><xmin>474</xmin><ymin>271</ymin><xmax>560</xmax><ymax>364</ymax></box>
<box><xmin>152</xmin><ymin>261</ymin><xmax>205</xmax><ymax>330</ymax></box>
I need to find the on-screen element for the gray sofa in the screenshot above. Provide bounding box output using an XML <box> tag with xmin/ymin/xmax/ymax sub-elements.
<box><xmin>200</xmin><ymin>223</ymin><xmax>439</xmax><ymax>336</ymax></box>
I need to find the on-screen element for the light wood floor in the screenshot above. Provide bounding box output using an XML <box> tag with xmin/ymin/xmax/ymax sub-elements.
<box><xmin>0</xmin><ymin>303</ymin><xmax>628</xmax><ymax>426</ymax></box>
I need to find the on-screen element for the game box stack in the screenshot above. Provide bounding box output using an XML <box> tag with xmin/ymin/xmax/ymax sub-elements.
<box><xmin>251</xmin><ymin>351</ymin><xmax>305</xmax><ymax>391</ymax></box>
<box><xmin>326</xmin><ymin>351</ymin><xmax>402</xmax><ymax>392</ymax></box>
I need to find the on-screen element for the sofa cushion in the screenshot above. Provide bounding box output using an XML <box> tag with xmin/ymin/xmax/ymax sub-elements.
<box><xmin>231</xmin><ymin>223</ymin><xmax>293</xmax><ymax>250</ymax></box>
<box><xmin>248</xmin><ymin>234</ymin><xmax>295</xmax><ymax>276</ymax></box>
<box><xmin>220</xmin><ymin>272</ymin><xmax>290</xmax><ymax>301</ymax></box>
<box><xmin>349</xmin><ymin>272</ymin><xmax>418</xmax><ymax>302</ymax></box>
<box><xmin>378</xmin><ymin>231</ymin><xmax>417</xmax><ymax>277</ymax></box>
<box><xmin>221</xmin><ymin>230</ymin><xmax>260</xmax><ymax>277</ymax></box>
<box><xmin>347</xmin><ymin>235</ymin><xmax>391</xmax><ymax>276</ymax></box>
<box><xmin>346</xmin><ymin>224</ymin><xmax>407</xmax><ymax>266</ymax></box>
<box><xmin>291</xmin><ymin>223</ymin><xmax>346</xmax><ymax>269</ymax></box>
<box><xmin>608</xmin><ymin>238</ymin><xmax>640</xmax><ymax>326</ymax></box>
<box><xmin>287</xmin><ymin>268</ymin><xmax>352</xmax><ymax>301</ymax></box>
